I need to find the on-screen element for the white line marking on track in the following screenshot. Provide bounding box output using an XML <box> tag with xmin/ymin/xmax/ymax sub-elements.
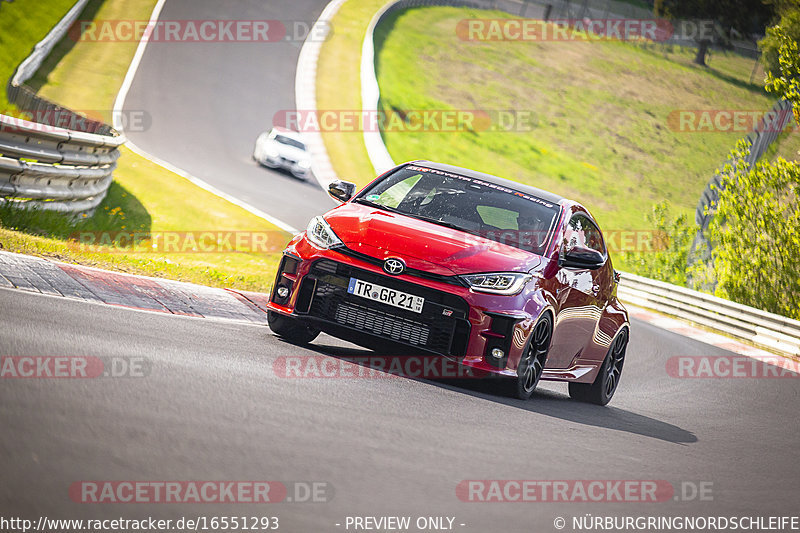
<box><xmin>111</xmin><ymin>0</ymin><xmax>299</xmax><ymax>234</ymax></box>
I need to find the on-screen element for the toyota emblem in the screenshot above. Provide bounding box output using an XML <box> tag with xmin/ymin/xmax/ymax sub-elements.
<box><xmin>383</xmin><ymin>258</ymin><xmax>405</xmax><ymax>275</ymax></box>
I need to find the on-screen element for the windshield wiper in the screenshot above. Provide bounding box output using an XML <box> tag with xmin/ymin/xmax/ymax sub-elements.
<box><xmin>353</xmin><ymin>198</ymin><xmax>403</xmax><ymax>214</ymax></box>
<box><xmin>408</xmin><ymin>214</ymin><xmax>468</xmax><ymax>233</ymax></box>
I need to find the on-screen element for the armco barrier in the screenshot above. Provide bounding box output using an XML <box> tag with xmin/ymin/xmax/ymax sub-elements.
<box><xmin>2</xmin><ymin>0</ymin><xmax>123</xmax><ymax>213</ymax></box>
<box><xmin>10</xmin><ymin>0</ymin><xmax>89</xmax><ymax>88</ymax></box>
<box><xmin>0</xmin><ymin>114</ymin><xmax>122</xmax><ymax>213</ymax></box>
<box><xmin>619</xmin><ymin>272</ymin><xmax>800</xmax><ymax>356</ymax></box>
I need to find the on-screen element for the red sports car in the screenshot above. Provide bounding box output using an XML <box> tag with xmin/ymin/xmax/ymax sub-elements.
<box><xmin>267</xmin><ymin>161</ymin><xmax>629</xmax><ymax>405</ymax></box>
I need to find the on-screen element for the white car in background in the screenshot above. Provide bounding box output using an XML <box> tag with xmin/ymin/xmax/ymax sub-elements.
<box><xmin>253</xmin><ymin>127</ymin><xmax>312</xmax><ymax>180</ymax></box>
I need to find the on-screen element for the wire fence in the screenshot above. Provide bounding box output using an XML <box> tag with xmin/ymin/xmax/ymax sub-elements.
<box><xmin>6</xmin><ymin>82</ymin><xmax>114</xmax><ymax>136</ymax></box>
<box><xmin>690</xmin><ymin>99</ymin><xmax>794</xmax><ymax>266</ymax></box>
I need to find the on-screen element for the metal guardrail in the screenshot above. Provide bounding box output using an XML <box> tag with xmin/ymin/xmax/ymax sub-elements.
<box><xmin>0</xmin><ymin>114</ymin><xmax>123</xmax><ymax>212</ymax></box>
<box><xmin>11</xmin><ymin>0</ymin><xmax>89</xmax><ymax>87</ymax></box>
<box><xmin>2</xmin><ymin>0</ymin><xmax>124</xmax><ymax>214</ymax></box>
<box><xmin>619</xmin><ymin>272</ymin><xmax>800</xmax><ymax>356</ymax></box>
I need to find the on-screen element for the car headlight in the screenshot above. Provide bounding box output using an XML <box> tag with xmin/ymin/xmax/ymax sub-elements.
<box><xmin>266</xmin><ymin>146</ymin><xmax>280</xmax><ymax>158</ymax></box>
<box><xmin>306</xmin><ymin>216</ymin><xmax>343</xmax><ymax>249</ymax></box>
<box><xmin>460</xmin><ymin>272</ymin><xmax>531</xmax><ymax>295</ymax></box>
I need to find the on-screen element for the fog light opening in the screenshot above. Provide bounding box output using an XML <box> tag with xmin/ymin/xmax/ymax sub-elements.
<box><xmin>490</xmin><ymin>348</ymin><xmax>505</xmax><ymax>359</ymax></box>
<box><xmin>276</xmin><ymin>286</ymin><xmax>290</xmax><ymax>299</ymax></box>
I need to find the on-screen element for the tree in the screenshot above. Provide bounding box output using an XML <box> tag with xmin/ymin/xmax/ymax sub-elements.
<box><xmin>763</xmin><ymin>18</ymin><xmax>800</xmax><ymax>122</ymax></box>
<box><xmin>658</xmin><ymin>0</ymin><xmax>773</xmax><ymax>66</ymax></box>
<box><xmin>702</xmin><ymin>14</ymin><xmax>800</xmax><ymax>319</ymax></box>
<box><xmin>759</xmin><ymin>4</ymin><xmax>800</xmax><ymax>82</ymax></box>
<box><xmin>705</xmin><ymin>145</ymin><xmax>800</xmax><ymax>319</ymax></box>
<box><xmin>619</xmin><ymin>202</ymin><xmax>694</xmax><ymax>287</ymax></box>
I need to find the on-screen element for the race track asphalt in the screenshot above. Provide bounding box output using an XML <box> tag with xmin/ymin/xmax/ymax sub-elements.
<box><xmin>1</xmin><ymin>287</ymin><xmax>798</xmax><ymax>531</ymax></box>
<box><xmin>122</xmin><ymin>0</ymin><xmax>336</xmax><ymax>230</ymax></box>
<box><xmin>2</xmin><ymin>0</ymin><xmax>798</xmax><ymax>530</ymax></box>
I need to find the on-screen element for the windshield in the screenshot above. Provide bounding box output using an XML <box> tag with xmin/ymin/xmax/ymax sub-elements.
<box><xmin>274</xmin><ymin>134</ymin><xmax>306</xmax><ymax>151</ymax></box>
<box><xmin>356</xmin><ymin>165</ymin><xmax>560</xmax><ymax>256</ymax></box>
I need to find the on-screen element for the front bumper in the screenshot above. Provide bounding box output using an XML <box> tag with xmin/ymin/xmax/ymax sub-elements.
<box><xmin>266</xmin><ymin>239</ymin><xmax>552</xmax><ymax>379</ymax></box>
<box><xmin>254</xmin><ymin>150</ymin><xmax>309</xmax><ymax>178</ymax></box>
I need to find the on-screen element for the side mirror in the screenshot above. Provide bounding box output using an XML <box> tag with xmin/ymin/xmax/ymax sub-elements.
<box><xmin>328</xmin><ymin>180</ymin><xmax>356</xmax><ymax>203</ymax></box>
<box><xmin>559</xmin><ymin>246</ymin><xmax>605</xmax><ymax>270</ymax></box>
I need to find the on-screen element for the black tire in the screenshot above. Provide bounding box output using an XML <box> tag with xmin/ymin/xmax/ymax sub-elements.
<box><xmin>569</xmin><ymin>327</ymin><xmax>628</xmax><ymax>406</ymax></box>
<box><xmin>505</xmin><ymin>314</ymin><xmax>552</xmax><ymax>400</ymax></box>
<box><xmin>267</xmin><ymin>311</ymin><xmax>320</xmax><ymax>345</ymax></box>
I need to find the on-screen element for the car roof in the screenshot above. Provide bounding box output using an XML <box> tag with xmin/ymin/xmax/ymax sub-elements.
<box><xmin>408</xmin><ymin>160</ymin><xmax>565</xmax><ymax>206</ymax></box>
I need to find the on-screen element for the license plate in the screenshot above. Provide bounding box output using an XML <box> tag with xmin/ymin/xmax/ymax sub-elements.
<box><xmin>347</xmin><ymin>278</ymin><xmax>424</xmax><ymax>314</ymax></box>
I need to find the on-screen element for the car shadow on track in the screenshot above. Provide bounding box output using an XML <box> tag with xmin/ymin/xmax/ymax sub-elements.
<box><xmin>253</xmin><ymin>161</ymin><xmax>322</xmax><ymax>188</ymax></box>
<box><xmin>303</xmin><ymin>341</ymin><xmax>698</xmax><ymax>446</ymax></box>
<box><xmin>437</xmin><ymin>379</ymin><xmax>698</xmax><ymax>445</ymax></box>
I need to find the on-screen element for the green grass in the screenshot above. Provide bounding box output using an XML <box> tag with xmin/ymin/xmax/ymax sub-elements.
<box><xmin>770</xmin><ymin>129</ymin><xmax>800</xmax><ymax>162</ymax></box>
<box><xmin>0</xmin><ymin>0</ymin><xmax>284</xmax><ymax>292</ymax></box>
<box><xmin>31</xmin><ymin>0</ymin><xmax>148</xmax><ymax>122</ymax></box>
<box><xmin>0</xmin><ymin>146</ymin><xmax>287</xmax><ymax>290</ymax></box>
<box><xmin>374</xmin><ymin>6</ymin><xmax>776</xmax><ymax>239</ymax></box>
<box><xmin>0</xmin><ymin>0</ymin><xmax>76</xmax><ymax>112</ymax></box>
<box><xmin>316</xmin><ymin>0</ymin><xmax>387</xmax><ymax>184</ymax></box>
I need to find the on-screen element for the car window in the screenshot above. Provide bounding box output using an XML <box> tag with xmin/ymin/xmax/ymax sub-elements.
<box><xmin>476</xmin><ymin>206</ymin><xmax>518</xmax><ymax>230</ymax></box>
<box><xmin>565</xmin><ymin>214</ymin><xmax>606</xmax><ymax>255</ymax></box>
<box><xmin>371</xmin><ymin>174</ymin><xmax>422</xmax><ymax>208</ymax></box>
<box><xmin>274</xmin><ymin>135</ymin><xmax>306</xmax><ymax>151</ymax></box>
<box><xmin>356</xmin><ymin>166</ymin><xmax>560</xmax><ymax>256</ymax></box>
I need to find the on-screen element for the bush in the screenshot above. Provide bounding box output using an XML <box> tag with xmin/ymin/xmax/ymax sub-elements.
<box><xmin>760</xmin><ymin>6</ymin><xmax>800</xmax><ymax>86</ymax></box>
<box><xmin>619</xmin><ymin>201</ymin><xmax>694</xmax><ymax>287</ymax></box>
<box><xmin>703</xmin><ymin>143</ymin><xmax>800</xmax><ymax>319</ymax></box>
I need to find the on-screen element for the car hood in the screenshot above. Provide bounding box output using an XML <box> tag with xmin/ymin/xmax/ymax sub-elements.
<box><xmin>325</xmin><ymin>202</ymin><xmax>543</xmax><ymax>276</ymax></box>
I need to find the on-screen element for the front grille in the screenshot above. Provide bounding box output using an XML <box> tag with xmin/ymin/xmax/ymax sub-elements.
<box><xmin>335</xmin><ymin>302</ymin><xmax>430</xmax><ymax>346</ymax></box>
<box><xmin>301</xmin><ymin>259</ymin><xmax>470</xmax><ymax>356</ymax></box>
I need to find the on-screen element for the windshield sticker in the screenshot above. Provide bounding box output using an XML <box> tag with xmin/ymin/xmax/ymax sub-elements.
<box><xmin>405</xmin><ymin>165</ymin><xmax>554</xmax><ymax>208</ymax></box>
<box><xmin>365</xmin><ymin>194</ymin><xmax>381</xmax><ymax>202</ymax></box>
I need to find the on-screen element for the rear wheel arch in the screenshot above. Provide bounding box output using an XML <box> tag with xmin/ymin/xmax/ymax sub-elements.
<box><xmin>569</xmin><ymin>324</ymin><xmax>629</xmax><ymax>405</ymax></box>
